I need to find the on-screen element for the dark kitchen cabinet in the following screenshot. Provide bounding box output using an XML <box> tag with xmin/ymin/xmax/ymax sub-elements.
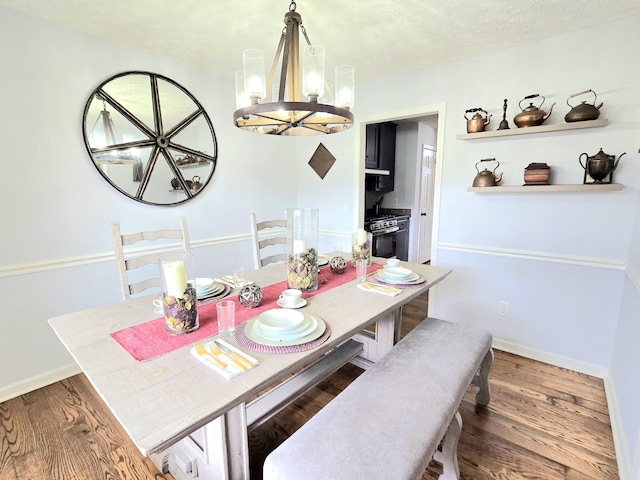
<box><xmin>365</xmin><ymin>122</ymin><xmax>397</xmax><ymax>192</ymax></box>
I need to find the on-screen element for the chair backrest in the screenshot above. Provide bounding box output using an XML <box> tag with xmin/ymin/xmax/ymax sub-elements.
<box><xmin>112</xmin><ymin>217</ymin><xmax>192</xmax><ymax>300</ymax></box>
<box><xmin>250</xmin><ymin>213</ymin><xmax>288</xmax><ymax>269</ymax></box>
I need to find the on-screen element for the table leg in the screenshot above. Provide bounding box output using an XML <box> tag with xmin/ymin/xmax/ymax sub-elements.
<box><xmin>351</xmin><ymin>307</ymin><xmax>402</xmax><ymax>367</ymax></box>
<box><xmin>202</xmin><ymin>403</ymin><xmax>250</xmax><ymax>480</ymax></box>
<box><xmin>375</xmin><ymin>307</ymin><xmax>401</xmax><ymax>360</ymax></box>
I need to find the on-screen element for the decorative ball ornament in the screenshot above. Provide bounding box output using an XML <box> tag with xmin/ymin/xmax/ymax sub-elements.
<box><xmin>239</xmin><ymin>284</ymin><xmax>263</xmax><ymax>308</ymax></box>
<box><xmin>329</xmin><ymin>256</ymin><xmax>347</xmax><ymax>274</ymax></box>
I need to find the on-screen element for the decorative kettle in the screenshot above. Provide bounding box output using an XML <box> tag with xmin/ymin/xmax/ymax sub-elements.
<box><xmin>514</xmin><ymin>94</ymin><xmax>555</xmax><ymax>128</ymax></box>
<box><xmin>473</xmin><ymin>158</ymin><xmax>503</xmax><ymax>187</ymax></box>
<box><xmin>190</xmin><ymin>175</ymin><xmax>203</xmax><ymax>191</ymax></box>
<box><xmin>579</xmin><ymin>148</ymin><xmax>626</xmax><ymax>184</ymax></box>
<box><xmin>565</xmin><ymin>89</ymin><xmax>603</xmax><ymax>123</ymax></box>
<box><xmin>464</xmin><ymin>108</ymin><xmax>491</xmax><ymax>133</ymax></box>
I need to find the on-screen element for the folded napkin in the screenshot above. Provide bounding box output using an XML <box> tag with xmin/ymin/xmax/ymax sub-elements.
<box><xmin>190</xmin><ymin>339</ymin><xmax>259</xmax><ymax>379</ymax></box>
<box><xmin>357</xmin><ymin>281</ymin><xmax>402</xmax><ymax>296</ymax></box>
<box><xmin>214</xmin><ymin>276</ymin><xmax>254</xmax><ymax>288</ymax></box>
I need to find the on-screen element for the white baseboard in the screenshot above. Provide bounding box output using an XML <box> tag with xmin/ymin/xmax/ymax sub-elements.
<box><xmin>0</xmin><ymin>363</ymin><xmax>81</xmax><ymax>403</ymax></box>
<box><xmin>492</xmin><ymin>338</ymin><xmax>608</xmax><ymax>378</ymax></box>
<box><xmin>604</xmin><ymin>374</ymin><xmax>631</xmax><ymax>480</ymax></box>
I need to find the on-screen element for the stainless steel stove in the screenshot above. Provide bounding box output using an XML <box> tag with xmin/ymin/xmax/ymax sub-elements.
<box><xmin>364</xmin><ymin>214</ymin><xmax>410</xmax><ymax>260</ymax></box>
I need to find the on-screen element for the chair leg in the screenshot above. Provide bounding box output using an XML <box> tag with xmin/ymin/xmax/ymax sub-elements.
<box><xmin>438</xmin><ymin>411</ymin><xmax>462</xmax><ymax>480</ymax></box>
<box><xmin>474</xmin><ymin>348</ymin><xmax>493</xmax><ymax>406</ymax></box>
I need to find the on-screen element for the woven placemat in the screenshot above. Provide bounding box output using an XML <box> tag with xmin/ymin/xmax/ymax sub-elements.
<box><xmin>234</xmin><ymin>320</ymin><xmax>332</xmax><ymax>354</ymax></box>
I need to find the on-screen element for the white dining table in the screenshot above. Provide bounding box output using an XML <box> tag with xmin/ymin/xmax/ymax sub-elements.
<box><xmin>48</xmin><ymin>258</ymin><xmax>451</xmax><ymax>480</ymax></box>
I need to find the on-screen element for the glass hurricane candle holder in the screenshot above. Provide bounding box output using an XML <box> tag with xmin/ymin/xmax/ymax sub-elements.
<box><xmin>159</xmin><ymin>256</ymin><xmax>199</xmax><ymax>335</ymax></box>
<box><xmin>287</xmin><ymin>208</ymin><xmax>319</xmax><ymax>292</ymax></box>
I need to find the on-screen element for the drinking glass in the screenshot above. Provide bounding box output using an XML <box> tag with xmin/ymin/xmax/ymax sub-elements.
<box><xmin>356</xmin><ymin>259</ymin><xmax>368</xmax><ymax>283</ymax></box>
<box><xmin>216</xmin><ymin>300</ymin><xmax>236</xmax><ymax>336</ymax></box>
<box><xmin>233</xmin><ymin>267</ymin><xmax>245</xmax><ymax>288</ymax></box>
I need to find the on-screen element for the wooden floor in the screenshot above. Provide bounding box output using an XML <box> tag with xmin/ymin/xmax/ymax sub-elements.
<box><xmin>0</xmin><ymin>291</ymin><xmax>619</xmax><ymax>479</ymax></box>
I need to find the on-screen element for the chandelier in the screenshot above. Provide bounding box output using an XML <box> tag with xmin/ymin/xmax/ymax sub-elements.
<box><xmin>89</xmin><ymin>99</ymin><xmax>141</xmax><ymax>165</ymax></box>
<box><xmin>233</xmin><ymin>0</ymin><xmax>354</xmax><ymax>136</ymax></box>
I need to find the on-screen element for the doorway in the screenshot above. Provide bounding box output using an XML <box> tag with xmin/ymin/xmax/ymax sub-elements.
<box><xmin>355</xmin><ymin>104</ymin><xmax>445</xmax><ymax>265</ymax></box>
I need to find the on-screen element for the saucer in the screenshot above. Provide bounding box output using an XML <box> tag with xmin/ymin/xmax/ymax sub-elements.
<box><xmin>277</xmin><ymin>298</ymin><xmax>307</xmax><ymax>309</ymax></box>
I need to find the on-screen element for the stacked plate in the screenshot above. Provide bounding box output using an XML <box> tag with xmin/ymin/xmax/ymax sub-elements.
<box><xmin>193</xmin><ymin>278</ymin><xmax>225</xmax><ymax>299</ymax></box>
<box><xmin>245</xmin><ymin>309</ymin><xmax>326</xmax><ymax>346</ymax></box>
<box><xmin>374</xmin><ymin>267</ymin><xmax>425</xmax><ymax>285</ymax></box>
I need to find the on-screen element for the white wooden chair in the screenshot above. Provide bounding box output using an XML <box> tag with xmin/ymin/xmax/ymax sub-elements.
<box><xmin>112</xmin><ymin>217</ymin><xmax>192</xmax><ymax>300</ymax></box>
<box><xmin>250</xmin><ymin>213</ymin><xmax>288</xmax><ymax>269</ymax></box>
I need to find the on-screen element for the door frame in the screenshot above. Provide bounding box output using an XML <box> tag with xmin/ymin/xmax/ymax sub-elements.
<box><xmin>354</xmin><ymin>102</ymin><xmax>447</xmax><ymax>266</ymax></box>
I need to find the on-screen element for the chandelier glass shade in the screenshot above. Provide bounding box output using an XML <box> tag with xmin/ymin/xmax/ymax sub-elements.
<box><xmin>233</xmin><ymin>1</ymin><xmax>354</xmax><ymax>136</ymax></box>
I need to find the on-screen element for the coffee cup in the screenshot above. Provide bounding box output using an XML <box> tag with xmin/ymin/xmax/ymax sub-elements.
<box><xmin>279</xmin><ymin>289</ymin><xmax>302</xmax><ymax>307</ymax></box>
<box><xmin>152</xmin><ymin>297</ymin><xmax>164</xmax><ymax>314</ymax></box>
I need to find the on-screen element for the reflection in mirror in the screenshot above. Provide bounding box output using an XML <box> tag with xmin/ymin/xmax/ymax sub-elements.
<box><xmin>83</xmin><ymin>71</ymin><xmax>217</xmax><ymax>206</ymax></box>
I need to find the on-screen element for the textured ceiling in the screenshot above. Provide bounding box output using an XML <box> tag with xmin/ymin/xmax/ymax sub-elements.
<box><xmin>2</xmin><ymin>0</ymin><xmax>639</xmax><ymax>83</ymax></box>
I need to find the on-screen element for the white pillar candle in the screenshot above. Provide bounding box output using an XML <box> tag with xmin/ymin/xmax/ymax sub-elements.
<box><xmin>163</xmin><ymin>260</ymin><xmax>188</xmax><ymax>298</ymax></box>
<box><xmin>293</xmin><ymin>239</ymin><xmax>306</xmax><ymax>254</ymax></box>
<box><xmin>356</xmin><ymin>228</ymin><xmax>368</xmax><ymax>246</ymax></box>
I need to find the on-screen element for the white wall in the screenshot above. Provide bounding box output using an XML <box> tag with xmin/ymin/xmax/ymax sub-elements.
<box><xmin>610</xmin><ymin>185</ymin><xmax>640</xmax><ymax>478</ymax></box>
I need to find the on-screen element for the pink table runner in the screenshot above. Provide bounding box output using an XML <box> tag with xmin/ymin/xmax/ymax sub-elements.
<box><xmin>111</xmin><ymin>262</ymin><xmax>384</xmax><ymax>361</ymax></box>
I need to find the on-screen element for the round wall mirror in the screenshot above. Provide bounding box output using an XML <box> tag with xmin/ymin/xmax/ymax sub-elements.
<box><xmin>82</xmin><ymin>71</ymin><xmax>217</xmax><ymax>206</ymax></box>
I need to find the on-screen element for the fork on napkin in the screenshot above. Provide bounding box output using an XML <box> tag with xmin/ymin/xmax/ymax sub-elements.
<box><xmin>357</xmin><ymin>281</ymin><xmax>402</xmax><ymax>296</ymax></box>
<box><xmin>191</xmin><ymin>339</ymin><xmax>259</xmax><ymax>379</ymax></box>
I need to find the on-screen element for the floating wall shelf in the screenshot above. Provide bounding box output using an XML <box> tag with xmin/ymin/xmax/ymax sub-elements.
<box><xmin>457</xmin><ymin>118</ymin><xmax>608</xmax><ymax>140</ymax></box>
<box><xmin>467</xmin><ymin>183</ymin><xmax>622</xmax><ymax>193</ymax></box>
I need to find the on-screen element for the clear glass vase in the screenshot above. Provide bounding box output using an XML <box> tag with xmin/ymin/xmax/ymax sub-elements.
<box><xmin>286</xmin><ymin>208</ymin><xmax>319</xmax><ymax>292</ymax></box>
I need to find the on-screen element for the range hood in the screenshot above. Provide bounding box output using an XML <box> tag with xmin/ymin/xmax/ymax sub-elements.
<box><xmin>365</xmin><ymin>168</ymin><xmax>391</xmax><ymax>175</ymax></box>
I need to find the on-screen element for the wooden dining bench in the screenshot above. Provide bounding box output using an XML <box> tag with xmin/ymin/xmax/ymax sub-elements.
<box><xmin>263</xmin><ymin>317</ymin><xmax>493</xmax><ymax>480</ymax></box>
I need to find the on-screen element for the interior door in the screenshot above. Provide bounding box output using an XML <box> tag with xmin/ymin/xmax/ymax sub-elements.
<box><xmin>417</xmin><ymin>145</ymin><xmax>436</xmax><ymax>263</ymax></box>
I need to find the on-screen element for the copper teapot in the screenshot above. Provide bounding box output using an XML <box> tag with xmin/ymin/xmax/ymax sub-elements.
<box><xmin>579</xmin><ymin>148</ymin><xmax>625</xmax><ymax>183</ymax></box>
<box><xmin>514</xmin><ymin>94</ymin><xmax>555</xmax><ymax>128</ymax></box>
<box><xmin>565</xmin><ymin>89</ymin><xmax>602</xmax><ymax>122</ymax></box>
<box><xmin>473</xmin><ymin>158</ymin><xmax>503</xmax><ymax>187</ymax></box>
<box><xmin>465</xmin><ymin>108</ymin><xmax>491</xmax><ymax>133</ymax></box>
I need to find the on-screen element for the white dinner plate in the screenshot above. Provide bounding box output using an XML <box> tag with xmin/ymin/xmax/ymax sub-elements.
<box><xmin>197</xmin><ymin>282</ymin><xmax>225</xmax><ymax>299</ymax></box>
<box><xmin>374</xmin><ymin>272</ymin><xmax>424</xmax><ymax>285</ymax></box>
<box><xmin>245</xmin><ymin>314</ymin><xmax>326</xmax><ymax>346</ymax></box>
<box><xmin>377</xmin><ymin>271</ymin><xmax>419</xmax><ymax>282</ymax></box>
<box><xmin>194</xmin><ymin>277</ymin><xmax>214</xmax><ymax>289</ymax></box>
<box><xmin>276</xmin><ymin>298</ymin><xmax>307</xmax><ymax>309</ymax></box>
<box><xmin>256</xmin><ymin>316</ymin><xmax>318</xmax><ymax>341</ymax></box>
<box><xmin>197</xmin><ymin>283</ymin><xmax>223</xmax><ymax>294</ymax></box>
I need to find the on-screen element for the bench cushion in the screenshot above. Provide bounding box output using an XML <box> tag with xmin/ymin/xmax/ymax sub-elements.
<box><xmin>263</xmin><ymin>317</ymin><xmax>492</xmax><ymax>480</ymax></box>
